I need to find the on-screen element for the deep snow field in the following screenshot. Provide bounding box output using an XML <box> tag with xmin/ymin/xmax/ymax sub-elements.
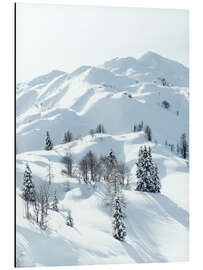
<box><xmin>16</xmin><ymin>52</ymin><xmax>189</xmax><ymax>267</ymax></box>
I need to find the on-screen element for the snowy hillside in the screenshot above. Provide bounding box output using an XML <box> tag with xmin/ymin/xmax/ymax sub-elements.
<box><xmin>16</xmin><ymin>133</ymin><xmax>189</xmax><ymax>267</ymax></box>
<box><xmin>16</xmin><ymin>52</ymin><xmax>189</xmax><ymax>267</ymax></box>
<box><xmin>102</xmin><ymin>51</ymin><xmax>189</xmax><ymax>87</ymax></box>
<box><xmin>16</xmin><ymin>51</ymin><xmax>189</xmax><ymax>153</ymax></box>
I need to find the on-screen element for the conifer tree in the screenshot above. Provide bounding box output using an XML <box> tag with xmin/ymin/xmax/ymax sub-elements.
<box><xmin>95</xmin><ymin>124</ymin><xmax>105</xmax><ymax>134</ymax></box>
<box><xmin>144</xmin><ymin>125</ymin><xmax>152</xmax><ymax>141</ymax></box>
<box><xmin>112</xmin><ymin>194</ymin><xmax>126</xmax><ymax>241</ymax></box>
<box><xmin>22</xmin><ymin>163</ymin><xmax>36</xmax><ymax>202</ymax></box>
<box><xmin>136</xmin><ymin>146</ymin><xmax>161</xmax><ymax>193</ymax></box>
<box><xmin>44</xmin><ymin>131</ymin><xmax>53</xmax><ymax>150</ymax></box>
<box><xmin>180</xmin><ymin>133</ymin><xmax>188</xmax><ymax>159</ymax></box>
<box><xmin>51</xmin><ymin>189</ymin><xmax>58</xmax><ymax>211</ymax></box>
<box><xmin>62</xmin><ymin>130</ymin><xmax>73</xmax><ymax>144</ymax></box>
<box><xmin>66</xmin><ymin>210</ymin><xmax>73</xmax><ymax>227</ymax></box>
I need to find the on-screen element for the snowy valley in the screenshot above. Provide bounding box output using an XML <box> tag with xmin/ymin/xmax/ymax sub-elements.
<box><xmin>16</xmin><ymin>52</ymin><xmax>189</xmax><ymax>267</ymax></box>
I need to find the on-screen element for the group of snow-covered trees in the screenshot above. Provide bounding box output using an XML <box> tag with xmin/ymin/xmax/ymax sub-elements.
<box><xmin>133</xmin><ymin>123</ymin><xmax>189</xmax><ymax>160</ymax></box>
<box><xmin>89</xmin><ymin>124</ymin><xmax>105</xmax><ymax>137</ymax></box>
<box><xmin>25</xmin><ymin>125</ymin><xmax>188</xmax><ymax>239</ymax></box>
<box><xmin>78</xmin><ymin>150</ymin><xmax>129</xmax><ymax>188</ymax></box>
<box><xmin>44</xmin><ymin>124</ymin><xmax>106</xmax><ymax>151</ymax></box>
<box><xmin>165</xmin><ymin>133</ymin><xmax>189</xmax><ymax>159</ymax></box>
<box><xmin>21</xmin><ymin>163</ymin><xmax>73</xmax><ymax>230</ymax></box>
<box><xmin>79</xmin><ymin>149</ymin><xmax>128</xmax><ymax>241</ymax></box>
<box><xmin>133</xmin><ymin>121</ymin><xmax>152</xmax><ymax>142</ymax></box>
<box><xmin>133</xmin><ymin>120</ymin><xmax>143</xmax><ymax>132</ymax></box>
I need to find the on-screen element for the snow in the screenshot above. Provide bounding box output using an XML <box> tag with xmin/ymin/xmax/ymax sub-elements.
<box><xmin>16</xmin><ymin>132</ymin><xmax>189</xmax><ymax>267</ymax></box>
<box><xmin>102</xmin><ymin>51</ymin><xmax>189</xmax><ymax>87</ymax></box>
<box><xmin>16</xmin><ymin>55</ymin><xmax>189</xmax><ymax>152</ymax></box>
<box><xmin>16</xmin><ymin>52</ymin><xmax>189</xmax><ymax>267</ymax></box>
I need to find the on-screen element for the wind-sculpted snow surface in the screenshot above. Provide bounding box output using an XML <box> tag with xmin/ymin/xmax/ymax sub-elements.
<box><xmin>16</xmin><ymin>52</ymin><xmax>189</xmax><ymax>267</ymax></box>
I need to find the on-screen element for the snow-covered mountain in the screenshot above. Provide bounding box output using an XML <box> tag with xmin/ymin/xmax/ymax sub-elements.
<box><xmin>16</xmin><ymin>52</ymin><xmax>189</xmax><ymax>267</ymax></box>
<box><xmin>16</xmin><ymin>51</ymin><xmax>189</xmax><ymax>153</ymax></box>
<box><xmin>102</xmin><ymin>51</ymin><xmax>189</xmax><ymax>87</ymax></box>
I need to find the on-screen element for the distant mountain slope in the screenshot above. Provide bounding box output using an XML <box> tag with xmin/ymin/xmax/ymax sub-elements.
<box><xmin>16</xmin><ymin>52</ymin><xmax>189</xmax><ymax>153</ymax></box>
<box><xmin>102</xmin><ymin>51</ymin><xmax>189</xmax><ymax>87</ymax></box>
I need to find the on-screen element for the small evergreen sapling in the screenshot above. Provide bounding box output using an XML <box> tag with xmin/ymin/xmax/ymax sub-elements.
<box><xmin>44</xmin><ymin>131</ymin><xmax>53</xmax><ymax>150</ymax></box>
<box><xmin>51</xmin><ymin>189</ymin><xmax>58</xmax><ymax>211</ymax></box>
<box><xmin>66</xmin><ymin>210</ymin><xmax>74</xmax><ymax>227</ymax></box>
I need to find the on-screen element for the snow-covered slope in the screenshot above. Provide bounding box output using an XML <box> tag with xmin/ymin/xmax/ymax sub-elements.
<box><xmin>16</xmin><ymin>52</ymin><xmax>189</xmax><ymax>267</ymax></box>
<box><xmin>16</xmin><ymin>52</ymin><xmax>189</xmax><ymax>153</ymax></box>
<box><xmin>16</xmin><ymin>132</ymin><xmax>189</xmax><ymax>267</ymax></box>
<box><xmin>102</xmin><ymin>51</ymin><xmax>189</xmax><ymax>87</ymax></box>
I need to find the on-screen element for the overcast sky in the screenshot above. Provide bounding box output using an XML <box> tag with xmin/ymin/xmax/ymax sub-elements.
<box><xmin>16</xmin><ymin>3</ymin><xmax>189</xmax><ymax>82</ymax></box>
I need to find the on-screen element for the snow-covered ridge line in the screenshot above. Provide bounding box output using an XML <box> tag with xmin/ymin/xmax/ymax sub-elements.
<box><xmin>16</xmin><ymin>52</ymin><xmax>189</xmax><ymax>153</ymax></box>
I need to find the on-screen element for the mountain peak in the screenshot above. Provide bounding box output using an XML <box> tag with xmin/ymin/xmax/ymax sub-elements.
<box><xmin>138</xmin><ymin>51</ymin><xmax>166</xmax><ymax>62</ymax></box>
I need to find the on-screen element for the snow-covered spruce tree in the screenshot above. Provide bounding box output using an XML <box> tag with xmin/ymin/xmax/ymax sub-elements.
<box><xmin>66</xmin><ymin>210</ymin><xmax>74</xmax><ymax>227</ymax></box>
<box><xmin>51</xmin><ymin>189</ymin><xmax>58</xmax><ymax>211</ymax></box>
<box><xmin>112</xmin><ymin>194</ymin><xmax>126</xmax><ymax>241</ymax></box>
<box><xmin>136</xmin><ymin>146</ymin><xmax>161</xmax><ymax>193</ymax></box>
<box><xmin>150</xmin><ymin>163</ymin><xmax>161</xmax><ymax>193</ymax></box>
<box><xmin>22</xmin><ymin>163</ymin><xmax>36</xmax><ymax>202</ymax></box>
<box><xmin>44</xmin><ymin>131</ymin><xmax>53</xmax><ymax>150</ymax></box>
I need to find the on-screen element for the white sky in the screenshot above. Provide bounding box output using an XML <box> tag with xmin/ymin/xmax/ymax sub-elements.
<box><xmin>16</xmin><ymin>3</ymin><xmax>189</xmax><ymax>82</ymax></box>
